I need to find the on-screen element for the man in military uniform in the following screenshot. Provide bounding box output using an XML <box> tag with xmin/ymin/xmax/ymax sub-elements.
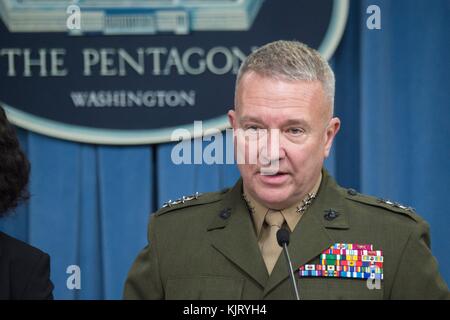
<box><xmin>123</xmin><ymin>40</ymin><xmax>449</xmax><ymax>299</ymax></box>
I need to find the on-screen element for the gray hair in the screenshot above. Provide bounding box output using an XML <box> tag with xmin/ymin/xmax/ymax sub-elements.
<box><xmin>235</xmin><ymin>40</ymin><xmax>335</xmax><ymax>113</ymax></box>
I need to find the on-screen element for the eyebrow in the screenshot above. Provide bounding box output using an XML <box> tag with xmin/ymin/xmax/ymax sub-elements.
<box><xmin>239</xmin><ymin>116</ymin><xmax>310</xmax><ymax>128</ymax></box>
<box><xmin>238</xmin><ymin>116</ymin><xmax>263</xmax><ymax>125</ymax></box>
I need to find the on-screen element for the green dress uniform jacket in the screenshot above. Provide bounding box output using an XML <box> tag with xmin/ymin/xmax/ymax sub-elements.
<box><xmin>123</xmin><ymin>170</ymin><xmax>450</xmax><ymax>300</ymax></box>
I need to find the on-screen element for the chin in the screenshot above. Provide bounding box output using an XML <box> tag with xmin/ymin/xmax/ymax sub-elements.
<box><xmin>254</xmin><ymin>187</ymin><xmax>291</xmax><ymax>209</ymax></box>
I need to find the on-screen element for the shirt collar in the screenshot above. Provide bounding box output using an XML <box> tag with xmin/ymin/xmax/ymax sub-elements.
<box><xmin>243</xmin><ymin>172</ymin><xmax>322</xmax><ymax>238</ymax></box>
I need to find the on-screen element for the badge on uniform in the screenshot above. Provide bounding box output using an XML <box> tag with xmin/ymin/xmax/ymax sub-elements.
<box><xmin>298</xmin><ymin>243</ymin><xmax>383</xmax><ymax>280</ymax></box>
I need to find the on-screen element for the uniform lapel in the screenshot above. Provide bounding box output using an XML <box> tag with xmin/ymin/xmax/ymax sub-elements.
<box><xmin>207</xmin><ymin>179</ymin><xmax>269</xmax><ymax>289</ymax></box>
<box><xmin>262</xmin><ymin>170</ymin><xmax>350</xmax><ymax>298</ymax></box>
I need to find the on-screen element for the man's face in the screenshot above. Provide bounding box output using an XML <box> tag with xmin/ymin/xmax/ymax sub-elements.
<box><xmin>228</xmin><ymin>72</ymin><xmax>340</xmax><ymax>209</ymax></box>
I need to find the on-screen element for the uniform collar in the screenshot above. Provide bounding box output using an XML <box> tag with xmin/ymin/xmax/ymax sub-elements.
<box><xmin>243</xmin><ymin>172</ymin><xmax>322</xmax><ymax>237</ymax></box>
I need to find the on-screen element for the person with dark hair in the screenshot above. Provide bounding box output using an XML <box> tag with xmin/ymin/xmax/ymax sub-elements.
<box><xmin>0</xmin><ymin>106</ymin><xmax>54</xmax><ymax>300</ymax></box>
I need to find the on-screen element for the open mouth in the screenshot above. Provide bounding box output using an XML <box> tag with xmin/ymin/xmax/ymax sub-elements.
<box><xmin>257</xmin><ymin>171</ymin><xmax>289</xmax><ymax>185</ymax></box>
<box><xmin>260</xmin><ymin>168</ymin><xmax>287</xmax><ymax>176</ymax></box>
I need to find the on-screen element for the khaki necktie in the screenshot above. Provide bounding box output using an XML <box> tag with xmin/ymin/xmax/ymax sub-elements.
<box><xmin>259</xmin><ymin>210</ymin><xmax>286</xmax><ymax>274</ymax></box>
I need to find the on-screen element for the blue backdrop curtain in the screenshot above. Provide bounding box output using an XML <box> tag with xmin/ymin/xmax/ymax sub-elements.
<box><xmin>1</xmin><ymin>0</ymin><xmax>449</xmax><ymax>299</ymax></box>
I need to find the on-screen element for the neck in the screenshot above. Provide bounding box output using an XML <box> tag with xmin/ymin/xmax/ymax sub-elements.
<box><xmin>243</xmin><ymin>171</ymin><xmax>323</xmax><ymax>211</ymax></box>
<box><xmin>309</xmin><ymin>171</ymin><xmax>323</xmax><ymax>198</ymax></box>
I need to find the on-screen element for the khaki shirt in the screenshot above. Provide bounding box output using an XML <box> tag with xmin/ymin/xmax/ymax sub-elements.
<box><xmin>243</xmin><ymin>173</ymin><xmax>322</xmax><ymax>238</ymax></box>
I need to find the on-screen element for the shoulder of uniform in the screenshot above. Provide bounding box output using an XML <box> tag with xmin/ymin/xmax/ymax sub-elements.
<box><xmin>344</xmin><ymin>188</ymin><xmax>421</xmax><ymax>222</ymax></box>
<box><xmin>155</xmin><ymin>188</ymin><xmax>230</xmax><ymax>216</ymax></box>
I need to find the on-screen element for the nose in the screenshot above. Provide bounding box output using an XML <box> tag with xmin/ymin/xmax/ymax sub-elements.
<box><xmin>259</xmin><ymin>129</ymin><xmax>286</xmax><ymax>166</ymax></box>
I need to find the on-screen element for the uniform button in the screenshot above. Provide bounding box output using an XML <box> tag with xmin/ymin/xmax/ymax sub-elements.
<box><xmin>324</xmin><ymin>209</ymin><xmax>339</xmax><ymax>221</ymax></box>
<box><xmin>219</xmin><ymin>208</ymin><xmax>231</xmax><ymax>219</ymax></box>
<box><xmin>347</xmin><ymin>188</ymin><xmax>357</xmax><ymax>196</ymax></box>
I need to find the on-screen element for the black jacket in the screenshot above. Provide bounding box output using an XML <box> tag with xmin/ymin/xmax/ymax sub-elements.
<box><xmin>0</xmin><ymin>231</ymin><xmax>54</xmax><ymax>299</ymax></box>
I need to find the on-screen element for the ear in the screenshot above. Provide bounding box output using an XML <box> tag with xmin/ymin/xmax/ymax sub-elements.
<box><xmin>228</xmin><ymin>109</ymin><xmax>237</xmax><ymax>129</ymax></box>
<box><xmin>324</xmin><ymin>117</ymin><xmax>340</xmax><ymax>158</ymax></box>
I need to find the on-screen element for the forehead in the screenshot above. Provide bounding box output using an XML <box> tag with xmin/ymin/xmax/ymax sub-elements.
<box><xmin>236</xmin><ymin>72</ymin><xmax>327</xmax><ymax>120</ymax></box>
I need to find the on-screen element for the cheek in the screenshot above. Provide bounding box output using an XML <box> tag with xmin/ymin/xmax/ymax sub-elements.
<box><xmin>286</xmin><ymin>141</ymin><xmax>324</xmax><ymax>166</ymax></box>
<box><xmin>235</xmin><ymin>136</ymin><xmax>261</xmax><ymax>165</ymax></box>
<box><xmin>237</xmin><ymin>163</ymin><xmax>257</xmax><ymax>178</ymax></box>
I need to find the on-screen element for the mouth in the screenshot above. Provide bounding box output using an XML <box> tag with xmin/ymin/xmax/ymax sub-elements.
<box><xmin>259</xmin><ymin>167</ymin><xmax>288</xmax><ymax>176</ymax></box>
<box><xmin>257</xmin><ymin>170</ymin><xmax>290</xmax><ymax>185</ymax></box>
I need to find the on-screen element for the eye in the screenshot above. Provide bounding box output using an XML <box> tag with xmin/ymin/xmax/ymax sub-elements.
<box><xmin>287</xmin><ymin>127</ymin><xmax>304</xmax><ymax>135</ymax></box>
<box><xmin>242</xmin><ymin>125</ymin><xmax>268</xmax><ymax>140</ymax></box>
<box><xmin>245</xmin><ymin>125</ymin><xmax>261</xmax><ymax>133</ymax></box>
